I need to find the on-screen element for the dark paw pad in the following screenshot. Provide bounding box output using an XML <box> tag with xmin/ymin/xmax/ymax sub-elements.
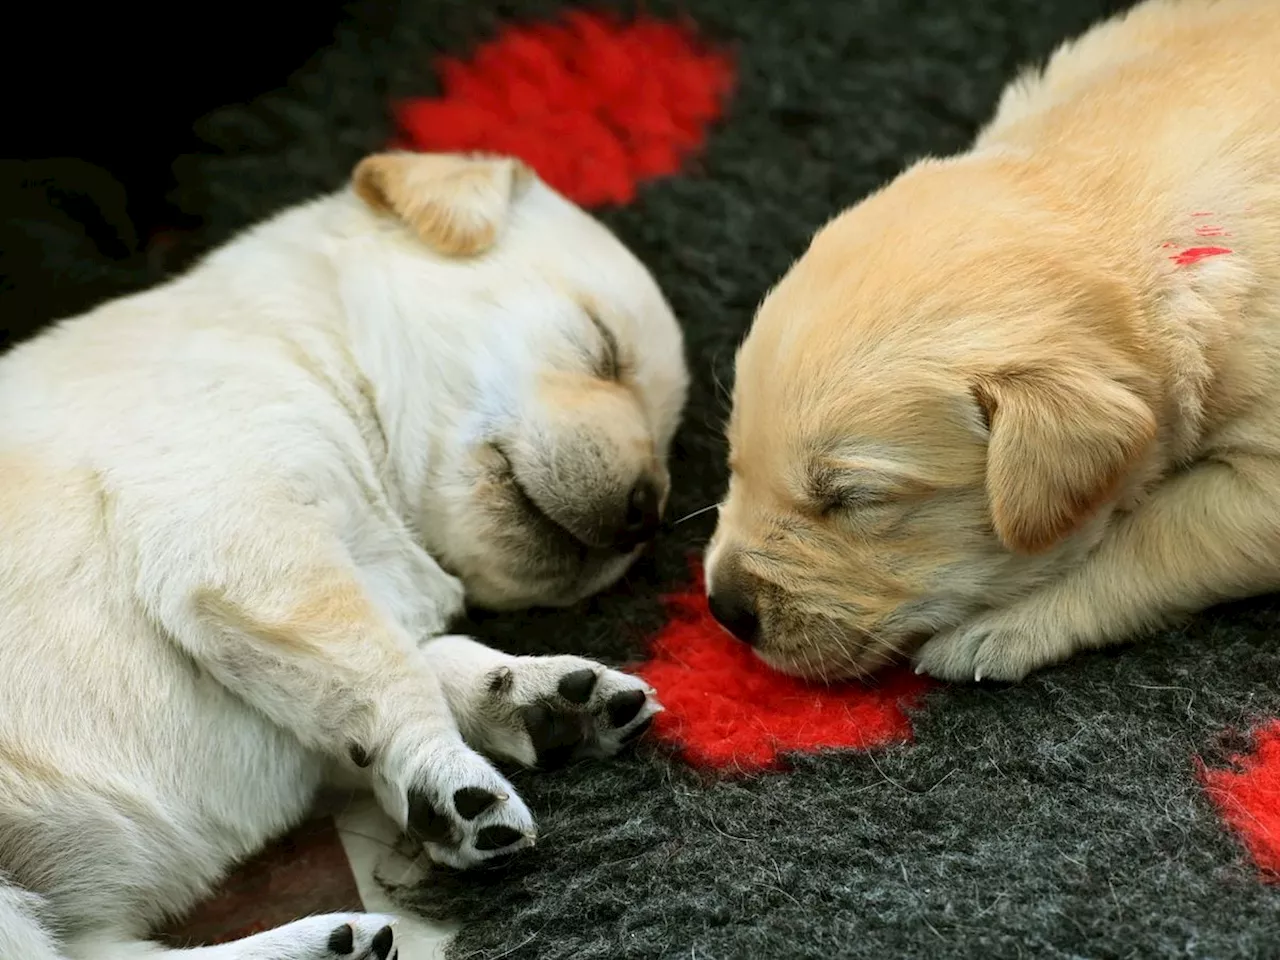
<box><xmin>607</xmin><ymin>689</ymin><xmax>647</xmax><ymax>728</ymax></box>
<box><xmin>371</xmin><ymin>925</ymin><xmax>394</xmax><ymax>960</ymax></box>
<box><xmin>453</xmin><ymin>786</ymin><xmax>501</xmax><ymax>821</ymax></box>
<box><xmin>476</xmin><ymin>824</ymin><xmax>525</xmax><ymax>851</ymax></box>
<box><xmin>520</xmin><ymin>702</ymin><xmax>589</xmax><ymax>769</ymax></box>
<box><xmin>326</xmin><ymin>923</ymin><xmax>355</xmax><ymax>956</ymax></box>
<box><xmin>557</xmin><ymin>668</ymin><xmax>598</xmax><ymax>705</ymax></box>
<box><xmin>406</xmin><ymin>789</ymin><xmax>454</xmax><ymax>844</ymax></box>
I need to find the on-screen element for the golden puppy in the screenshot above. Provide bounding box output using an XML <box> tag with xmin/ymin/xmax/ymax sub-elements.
<box><xmin>706</xmin><ymin>0</ymin><xmax>1280</xmax><ymax>683</ymax></box>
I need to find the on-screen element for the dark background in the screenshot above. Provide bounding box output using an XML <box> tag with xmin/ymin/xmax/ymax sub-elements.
<box><xmin>2</xmin><ymin>0</ymin><xmax>354</xmax><ymax>347</ymax></box>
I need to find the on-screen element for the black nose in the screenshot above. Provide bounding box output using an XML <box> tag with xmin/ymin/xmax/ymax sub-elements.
<box><xmin>613</xmin><ymin>477</ymin><xmax>663</xmax><ymax>552</ymax></box>
<box><xmin>708</xmin><ymin>589</ymin><xmax>760</xmax><ymax>646</ymax></box>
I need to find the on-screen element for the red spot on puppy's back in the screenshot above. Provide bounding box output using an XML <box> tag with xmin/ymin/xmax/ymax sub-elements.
<box><xmin>1171</xmin><ymin>246</ymin><xmax>1233</xmax><ymax>266</ymax></box>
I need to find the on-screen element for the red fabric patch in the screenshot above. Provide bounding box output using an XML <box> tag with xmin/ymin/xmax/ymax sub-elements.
<box><xmin>634</xmin><ymin>567</ymin><xmax>932</xmax><ymax>772</ymax></box>
<box><xmin>392</xmin><ymin>12</ymin><xmax>734</xmax><ymax>206</ymax></box>
<box><xmin>1201</xmin><ymin>721</ymin><xmax>1280</xmax><ymax>878</ymax></box>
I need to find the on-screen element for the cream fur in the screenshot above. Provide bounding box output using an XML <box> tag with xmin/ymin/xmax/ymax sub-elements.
<box><xmin>0</xmin><ymin>152</ymin><xmax>685</xmax><ymax>959</ymax></box>
<box><xmin>708</xmin><ymin>0</ymin><xmax>1280</xmax><ymax>683</ymax></box>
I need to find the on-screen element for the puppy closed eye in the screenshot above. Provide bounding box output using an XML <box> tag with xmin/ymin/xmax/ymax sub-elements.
<box><xmin>817</xmin><ymin>485</ymin><xmax>895</xmax><ymax>517</ymax></box>
<box><xmin>584</xmin><ymin>308</ymin><xmax>624</xmax><ymax>381</ymax></box>
<box><xmin>807</xmin><ymin>455</ymin><xmax>932</xmax><ymax>522</ymax></box>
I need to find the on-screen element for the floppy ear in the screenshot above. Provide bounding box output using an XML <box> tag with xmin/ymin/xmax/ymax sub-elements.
<box><xmin>351</xmin><ymin>152</ymin><xmax>534</xmax><ymax>257</ymax></box>
<box><xmin>973</xmin><ymin>366</ymin><xmax>1156</xmax><ymax>554</ymax></box>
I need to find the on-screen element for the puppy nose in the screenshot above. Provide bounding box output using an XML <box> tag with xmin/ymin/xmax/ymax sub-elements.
<box><xmin>708</xmin><ymin>588</ymin><xmax>760</xmax><ymax>646</ymax></box>
<box><xmin>613</xmin><ymin>477</ymin><xmax>663</xmax><ymax>552</ymax></box>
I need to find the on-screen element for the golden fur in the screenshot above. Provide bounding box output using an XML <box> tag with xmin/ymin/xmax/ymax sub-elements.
<box><xmin>708</xmin><ymin>0</ymin><xmax>1280</xmax><ymax>682</ymax></box>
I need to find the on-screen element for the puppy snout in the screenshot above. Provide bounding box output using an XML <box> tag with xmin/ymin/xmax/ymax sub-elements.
<box><xmin>611</xmin><ymin>475</ymin><xmax>664</xmax><ymax>552</ymax></box>
<box><xmin>707</xmin><ymin>577</ymin><xmax>760</xmax><ymax>646</ymax></box>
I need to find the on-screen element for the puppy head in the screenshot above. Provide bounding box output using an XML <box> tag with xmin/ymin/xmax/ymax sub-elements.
<box><xmin>706</xmin><ymin>156</ymin><xmax>1156</xmax><ymax>679</ymax></box>
<box><xmin>347</xmin><ymin>152</ymin><xmax>688</xmax><ymax>609</ymax></box>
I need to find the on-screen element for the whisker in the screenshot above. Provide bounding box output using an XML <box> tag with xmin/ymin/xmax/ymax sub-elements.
<box><xmin>668</xmin><ymin>503</ymin><xmax>720</xmax><ymax>527</ymax></box>
<box><xmin>810</xmin><ymin>609</ymin><xmax>911</xmax><ymax>681</ymax></box>
<box><xmin>710</xmin><ymin>348</ymin><xmax>734</xmax><ymax>415</ymax></box>
<box><xmin>799</xmin><ymin>626</ymin><xmax>834</xmax><ymax>689</ymax></box>
<box><xmin>820</xmin><ymin>614</ymin><xmax>867</xmax><ymax>681</ymax></box>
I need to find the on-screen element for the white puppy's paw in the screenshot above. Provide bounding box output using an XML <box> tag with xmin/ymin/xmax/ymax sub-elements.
<box><xmin>226</xmin><ymin>912</ymin><xmax>398</xmax><ymax>960</ymax></box>
<box><xmin>913</xmin><ymin>607</ymin><xmax>1077</xmax><ymax>683</ymax></box>
<box><xmin>422</xmin><ymin>636</ymin><xmax>662</xmax><ymax>768</ymax></box>
<box><xmin>318</xmin><ymin>916</ymin><xmax>398</xmax><ymax>960</ymax></box>
<box><xmin>375</xmin><ymin>732</ymin><xmax>536</xmax><ymax>870</ymax></box>
<box><xmin>481</xmin><ymin>655</ymin><xmax>663</xmax><ymax>768</ymax></box>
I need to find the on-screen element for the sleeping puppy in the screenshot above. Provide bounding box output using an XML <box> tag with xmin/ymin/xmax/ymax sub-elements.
<box><xmin>0</xmin><ymin>152</ymin><xmax>686</xmax><ymax>960</ymax></box>
<box><xmin>706</xmin><ymin>0</ymin><xmax>1280</xmax><ymax>684</ymax></box>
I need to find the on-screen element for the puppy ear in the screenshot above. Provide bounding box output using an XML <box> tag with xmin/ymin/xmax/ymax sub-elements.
<box><xmin>351</xmin><ymin>152</ymin><xmax>534</xmax><ymax>257</ymax></box>
<box><xmin>973</xmin><ymin>365</ymin><xmax>1156</xmax><ymax>554</ymax></box>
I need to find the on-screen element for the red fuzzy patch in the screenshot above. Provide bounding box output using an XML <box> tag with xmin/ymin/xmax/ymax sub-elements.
<box><xmin>392</xmin><ymin>12</ymin><xmax>734</xmax><ymax>206</ymax></box>
<box><xmin>1201</xmin><ymin>721</ymin><xmax>1280</xmax><ymax>877</ymax></box>
<box><xmin>634</xmin><ymin>567</ymin><xmax>932</xmax><ymax>772</ymax></box>
<box><xmin>1170</xmin><ymin>245</ymin><xmax>1233</xmax><ymax>266</ymax></box>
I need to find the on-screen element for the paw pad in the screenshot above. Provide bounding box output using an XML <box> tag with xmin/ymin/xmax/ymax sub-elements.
<box><xmin>476</xmin><ymin>824</ymin><xmax>527</xmax><ymax>851</ymax></box>
<box><xmin>453</xmin><ymin>786</ymin><xmax>503</xmax><ymax>820</ymax></box>
<box><xmin>406</xmin><ymin>788</ymin><xmax>454</xmax><ymax>844</ymax></box>
<box><xmin>607</xmin><ymin>689</ymin><xmax>647</xmax><ymax>728</ymax></box>
<box><xmin>557</xmin><ymin>667</ymin><xmax>598</xmax><ymax>704</ymax></box>
<box><xmin>520</xmin><ymin>701</ymin><xmax>591</xmax><ymax>769</ymax></box>
<box><xmin>327</xmin><ymin>924</ymin><xmax>355</xmax><ymax>956</ymax></box>
<box><xmin>371</xmin><ymin>925</ymin><xmax>394</xmax><ymax>960</ymax></box>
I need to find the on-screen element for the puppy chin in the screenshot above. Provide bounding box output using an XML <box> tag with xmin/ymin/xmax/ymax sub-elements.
<box><xmin>569</xmin><ymin>550</ymin><xmax>640</xmax><ymax>601</ymax></box>
<box><xmin>458</xmin><ymin>544</ymin><xmax>641</xmax><ymax>612</ymax></box>
<box><xmin>756</xmin><ymin>597</ymin><xmax>930</xmax><ymax>681</ymax></box>
<box><xmin>753</xmin><ymin>643</ymin><xmax>865</xmax><ymax>683</ymax></box>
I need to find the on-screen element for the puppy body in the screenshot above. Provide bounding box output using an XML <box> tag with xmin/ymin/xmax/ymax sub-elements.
<box><xmin>0</xmin><ymin>154</ymin><xmax>685</xmax><ymax>958</ymax></box>
<box><xmin>710</xmin><ymin>0</ymin><xmax>1280</xmax><ymax>682</ymax></box>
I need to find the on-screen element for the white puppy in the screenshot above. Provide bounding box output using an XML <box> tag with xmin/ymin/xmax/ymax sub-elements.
<box><xmin>0</xmin><ymin>152</ymin><xmax>687</xmax><ymax>960</ymax></box>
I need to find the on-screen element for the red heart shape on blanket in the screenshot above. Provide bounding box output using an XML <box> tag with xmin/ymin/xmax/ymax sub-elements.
<box><xmin>392</xmin><ymin>12</ymin><xmax>734</xmax><ymax>206</ymax></box>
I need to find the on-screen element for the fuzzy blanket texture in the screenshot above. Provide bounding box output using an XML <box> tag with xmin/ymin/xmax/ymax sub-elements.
<box><xmin>8</xmin><ymin>0</ymin><xmax>1280</xmax><ymax>957</ymax></box>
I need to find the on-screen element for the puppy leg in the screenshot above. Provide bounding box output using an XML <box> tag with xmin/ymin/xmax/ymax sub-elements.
<box><xmin>916</xmin><ymin>454</ymin><xmax>1280</xmax><ymax>682</ymax></box>
<box><xmin>161</xmin><ymin>520</ymin><xmax>534</xmax><ymax>868</ymax></box>
<box><xmin>0</xmin><ymin>883</ymin><xmax>62</xmax><ymax>960</ymax></box>
<box><xmin>71</xmin><ymin>914</ymin><xmax>396</xmax><ymax>960</ymax></box>
<box><xmin>421</xmin><ymin>635</ymin><xmax>663</xmax><ymax>769</ymax></box>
